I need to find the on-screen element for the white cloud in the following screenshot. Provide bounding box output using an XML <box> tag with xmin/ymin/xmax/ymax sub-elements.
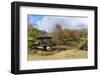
<box><xmin>34</xmin><ymin>16</ymin><xmax>88</xmax><ymax>32</ymax></box>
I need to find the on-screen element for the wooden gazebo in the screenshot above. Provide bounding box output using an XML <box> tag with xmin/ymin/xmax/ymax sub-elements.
<box><xmin>36</xmin><ymin>31</ymin><xmax>52</xmax><ymax>51</ymax></box>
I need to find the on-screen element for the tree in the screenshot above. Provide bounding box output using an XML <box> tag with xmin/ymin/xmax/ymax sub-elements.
<box><xmin>78</xmin><ymin>29</ymin><xmax>88</xmax><ymax>50</ymax></box>
<box><xmin>61</xmin><ymin>29</ymin><xmax>72</xmax><ymax>46</ymax></box>
<box><xmin>52</xmin><ymin>24</ymin><xmax>63</xmax><ymax>51</ymax></box>
<box><xmin>28</xmin><ymin>24</ymin><xmax>41</xmax><ymax>50</ymax></box>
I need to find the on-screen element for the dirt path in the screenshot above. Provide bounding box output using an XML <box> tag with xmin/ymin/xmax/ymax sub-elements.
<box><xmin>28</xmin><ymin>49</ymin><xmax>88</xmax><ymax>61</ymax></box>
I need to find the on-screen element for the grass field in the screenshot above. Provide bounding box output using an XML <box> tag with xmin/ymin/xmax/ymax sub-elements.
<box><xmin>28</xmin><ymin>49</ymin><xmax>88</xmax><ymax>61</ymax></box>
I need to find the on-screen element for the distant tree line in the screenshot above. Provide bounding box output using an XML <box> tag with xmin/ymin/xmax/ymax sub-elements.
<box><xmin>28</xmin><ymin>24</ymin><xmax>88</xmax><ymax>51</ymax></box>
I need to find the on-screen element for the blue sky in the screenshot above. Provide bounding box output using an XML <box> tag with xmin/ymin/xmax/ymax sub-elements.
<box><xmin>28</xmin><ymin>15</ymin><xmax>43</xmax><ymax>24</ymax></box>
<box><xmin>28</xmin><ymin>15</ymin><xmax>88</xmax><ymax>32</ymax></box>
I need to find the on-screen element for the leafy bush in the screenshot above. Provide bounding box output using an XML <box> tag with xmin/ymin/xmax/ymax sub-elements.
<box><xmin>78</xmin><ymin>37</ymin><xmax>88</xmax><ymax>50</ymax></box>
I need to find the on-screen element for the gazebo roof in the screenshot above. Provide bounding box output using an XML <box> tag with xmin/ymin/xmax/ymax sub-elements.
<box><xmin>37</xmin><ymin>31</ymin><xmax>52</xmax><ymax>39</ymax></box>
